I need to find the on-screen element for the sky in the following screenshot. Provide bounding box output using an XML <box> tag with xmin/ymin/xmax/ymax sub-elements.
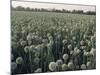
<box><xmin>12</xmin><ymin>0</ymin><xmax>96</xmax><ymax>12</ymax></box>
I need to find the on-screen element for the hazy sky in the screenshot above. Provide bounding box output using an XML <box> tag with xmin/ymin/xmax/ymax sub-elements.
<box><xmin>12</xmin><ymin>1</ymin><xmax>96</xmax><ymax>12</ymax></box>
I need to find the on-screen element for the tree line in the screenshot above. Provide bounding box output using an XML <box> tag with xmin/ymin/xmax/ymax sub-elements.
<box><xmin>11</xmin><ymin>6</ymin><xmax>96</xmax><ymax>15</ymax></box>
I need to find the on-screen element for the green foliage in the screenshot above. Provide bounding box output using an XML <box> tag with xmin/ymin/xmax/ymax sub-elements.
<box><xmin>11</xmin><ymin>11</ymin><xmax>96</xmax><ymax>74</ymax></box>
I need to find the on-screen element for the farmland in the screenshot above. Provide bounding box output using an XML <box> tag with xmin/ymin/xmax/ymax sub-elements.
<box><xmin>11</xmin><ymin>11</ymin><xmax>96</xmax><ymax>74</ymax></box>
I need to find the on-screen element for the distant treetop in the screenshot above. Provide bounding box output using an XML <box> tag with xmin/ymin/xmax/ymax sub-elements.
<box><xmin>11</xmin><ymin>6</ymin><xmax>96</xmax><ymax>15</ymax></box>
